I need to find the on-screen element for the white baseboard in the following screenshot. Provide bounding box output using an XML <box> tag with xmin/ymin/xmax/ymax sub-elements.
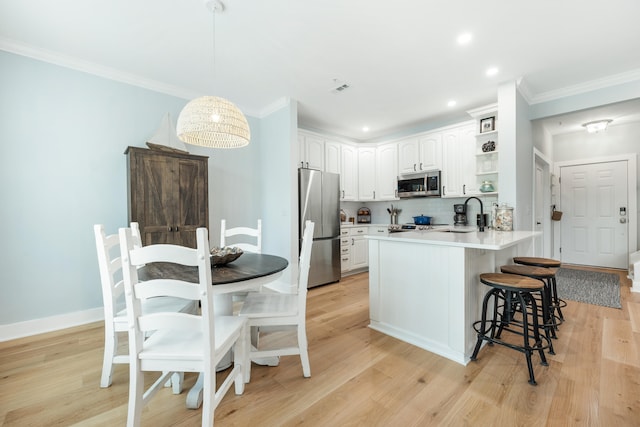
<box><xmin>0</xmin><ymin>308</ymin><xmax>104</xmax><ymax>342</ymax></box>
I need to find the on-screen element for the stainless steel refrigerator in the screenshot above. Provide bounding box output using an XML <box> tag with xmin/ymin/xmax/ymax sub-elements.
<box><xmin>298</xmin><ymin>168</ymin><xmax>341</xmax><ymax>288</ymax></box>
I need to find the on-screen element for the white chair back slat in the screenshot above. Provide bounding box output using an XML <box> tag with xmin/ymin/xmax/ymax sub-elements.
<box><xmin>134</xmin><ymin>280</ymin><xmax>201</xmax><ymax>301</ymax></box>
<box><xmin>138</xmin><ymin>312</ymin><xmax>202</xmax><ymax>333</ymax></box>
<box><xmin>220</xmin><ymin>219</ymin><xmax>262</xmax><ymax>253</ymax></box>
<box><xmin>129</xmin><ymin>244</ymin><xmax>200</xmax><ymax>267</ymax></box>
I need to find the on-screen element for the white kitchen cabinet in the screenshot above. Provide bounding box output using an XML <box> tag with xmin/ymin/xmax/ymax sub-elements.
<box><xmin>324</xmin><ymin>140</ymin><xmax>341</xmax><ymax>175</ymax></box>
<box><xmin>298</xmin><ymin>131</ymin><xmax>324</xmax><ymax>170</ymax></box>
<box><xmin>398</xmin><ymin>132</ymin><xmax>442</xmax><ymax>175</ymax></box>
<box><xmin>460</xmin><ymin>123</ymin><xmax>479</xmax><ymax>196</ymax></box>
<box><xmin>357</xmin><ymin>144</ymin><xmax>397</xmax><ymax>201</ymax></box>
<box><xmin>341</xmin><ymin>144</ymin><xmax>358</xmax><ymax>201</ymax></box>
<box><xmin>340</xmin><ymin>226</ymin><xmax>369</xmax><ymax>274</ymax></box>
<box><xmin>376</xmin><ymin>143</ymin><xmax>398</xmax><ymax>200</ymax></box>
<box><xmin>357</xmin><ymin>147</ymin><xmax>376</xmax><ymax>201</ymax></box>
<box><xmin>441</xmin><ymin>121</ymin><xmax>476</xmax><ymax>198</ymax></box>
<box><xmin>340</xmin><ymin>228</ymin><xmax>351</xmax><ymax>273</ymax></box>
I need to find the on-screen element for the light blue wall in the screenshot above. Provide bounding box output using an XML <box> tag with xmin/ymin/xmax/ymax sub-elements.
<box><xmin>0</xmin><ymin>51</ymin><xmax>274</xmax><ymax>326</ymax></box>
<box><xmin>259</xmin><ymin>100</ymin><xmax>299</xmax><ymax>283</ymax></box>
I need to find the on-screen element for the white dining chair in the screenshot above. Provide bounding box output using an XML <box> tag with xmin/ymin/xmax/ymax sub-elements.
<box><xmin>119</xmin><ymin>226</ymin><xmax>248</xmax><ymax>427</ymax></box>
<box><xmin>238</xmin><ymin>220</ymin><xmax>314</xmax><ymax>382</ymax></box>
<box><xmin>93</xmin><ymin>223</ymin><xmax>197</xmax><ymax>389</ymax></box>
<box><xmin>220</xmin><ymin>219</ymin><xmax>262</xmax><ymax>253</ymax></box>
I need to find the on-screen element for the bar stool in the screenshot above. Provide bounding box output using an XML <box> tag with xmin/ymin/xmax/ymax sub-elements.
<box><xmin>500</xmin><ymin>264</ymin><xmax>557</xmax><ymax>355</ymax></box>
<box><xmin>513</xmin><ymin>257</ymin><xmax>566</xmax><ymax>325</ymax></box>
<box><xmin>471</xmin><ymin>273</ymin><xmax>549</xmax><ymax>385</ymax></box>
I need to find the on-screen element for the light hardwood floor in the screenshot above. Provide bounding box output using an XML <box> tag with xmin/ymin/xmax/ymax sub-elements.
<box><xmin>1</xmin><ymin>267</ymin><xmax>639</xmax><ymax>426</ymax></box>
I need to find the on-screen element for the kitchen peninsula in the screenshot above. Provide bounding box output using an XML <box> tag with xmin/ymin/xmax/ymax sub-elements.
<box><xmin>366</xmin><ymin>228</ymin><xmax>541</xmax><ymax>365</ymax></box>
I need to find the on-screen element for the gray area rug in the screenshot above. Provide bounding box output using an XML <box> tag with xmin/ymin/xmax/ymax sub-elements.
<box><xmin>555</xmin><ymin>268</ymin><xmax>621</xmax><ymax>309</ymax></box>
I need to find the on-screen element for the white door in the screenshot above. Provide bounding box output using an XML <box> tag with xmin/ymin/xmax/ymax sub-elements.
<box><xmin>534</xmin><ymin>162</ymin><xmax>544</xmax><ymax>256</ymax></box>
<box><xmin>560</xmin><ymin>160</ymin><xmax>628</xmax><ymax>268</ymax></box>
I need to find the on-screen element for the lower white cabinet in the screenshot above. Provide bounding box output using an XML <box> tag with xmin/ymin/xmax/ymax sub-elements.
<box><xmin>340</xmin><ymin>226</ymin><xmax>369</xmax><ymax>274</ymax></box>
<box><xmin>340</xmin><ymin>228</ymin><xmax>351</xmax><ymax>273</ymax></box>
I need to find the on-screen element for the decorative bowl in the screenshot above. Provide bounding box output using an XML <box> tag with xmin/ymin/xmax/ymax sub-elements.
<box><xmin>210</xmin><ymin>246</ymin><xmax>243</xmax><ymax>266</ymax></box>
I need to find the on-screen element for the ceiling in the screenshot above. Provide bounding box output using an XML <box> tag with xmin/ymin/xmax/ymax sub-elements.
<box><xmin>2</xmin><ymin>0</ymin><xmax>640</xmax><ymax>141</ymax></box>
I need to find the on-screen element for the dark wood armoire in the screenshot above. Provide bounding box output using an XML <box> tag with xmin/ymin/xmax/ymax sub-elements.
<box><xmin>125</xmin><ymin>146</ymin><xmax>209</xmax><ymax>248</ymax></box>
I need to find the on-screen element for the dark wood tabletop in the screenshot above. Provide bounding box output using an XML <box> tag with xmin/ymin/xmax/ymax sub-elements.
<box><xmin>137</xmin><ymin>253</ymin><xmax>289</xmax><ymax>285</ymax></box>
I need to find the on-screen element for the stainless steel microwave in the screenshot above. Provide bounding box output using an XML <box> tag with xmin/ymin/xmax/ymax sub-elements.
<box><xmin>397</xmin><ymin>171</ymin><xmax>441</xmax><ymax>198</ymax></box>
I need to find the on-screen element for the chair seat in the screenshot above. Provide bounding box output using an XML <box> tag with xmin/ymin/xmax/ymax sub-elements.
<box><xmin>140</xmin><ymin>316</ymin><xmax>245</xmax><ymax>362</ymax></box>
<box><xmin>239</xmin><ymin>293</ymin><xmax>298</xmax><ymax>318</ymax></box>
<box><xmin>513</xmin><ymin>257</ymin><xmax>561</xmax><ymax>268</ymax></box>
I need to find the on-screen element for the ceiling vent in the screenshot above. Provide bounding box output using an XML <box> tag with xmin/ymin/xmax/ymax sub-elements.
<box><xmin>330</xmin><ymin>79</ymin><xmax>350</xmax><ymax>94</ymax></box>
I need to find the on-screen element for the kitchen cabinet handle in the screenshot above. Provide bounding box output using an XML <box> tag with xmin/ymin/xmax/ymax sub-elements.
<box><xmin>463</xmin><ymin>184</ymin><xmax>466</xmax><ymax>194</ymax></box>
<box><xmin>342</xmin><ymin>190</ymin><xmax>345</xmax><ymax>198</ymax></box>
<box><xmin>300</xmin><ymin>161</ymin><xmax>304</xmax><ymax>168</ymax></box>
<box><xmin>442</xmin><ymin>186</ymin><xmax>445</xmax><ymax>196</ymax></box>
<box><xmin>413</xmin><ymin>164</ymin><xmax>417</xmax><ymax>172</ymax></box>
<box><xmin>168</xmin><ymin>226</ymin><xmax>173</xmax><ymax>232</ymax></box>
<box><xmin>352</xmin><ymin>238</ymin><xmax>355</xmax><ymax>245</ymax></box>
<box><xmin>373</xmin><ymin>191</ymin><xmax>376</xmax><ymax>199</ymax></box>
<box><xmin>419</xmin><ymin>163</ymin><xmax>423</xmax><ymax>170</ymax></box>
<box><xmin>175</xmin><ymin>226</ymin><xmax>179</xmax><ymax>231</ymax></box>
<box><xmin>306</xmin><ymin>162</ymin><xmax>309</xmax><ymax>168</ymax></box>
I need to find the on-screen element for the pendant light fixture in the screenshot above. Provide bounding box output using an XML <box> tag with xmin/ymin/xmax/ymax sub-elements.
<box><xmin>176</xmin><ymin>0</ymin><xmax>250</xmax><ymax>148</ymax></box>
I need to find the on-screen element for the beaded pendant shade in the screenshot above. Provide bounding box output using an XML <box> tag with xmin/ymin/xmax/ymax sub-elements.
<box><xmin>176</xmin><ymin>96</ymin><xmax>250</xmax><ymax>148</ymax></box>
<box><xmin>176</xmin><ymin>0</ymin><xmax>250</xmax><ymax>149</ymax></box>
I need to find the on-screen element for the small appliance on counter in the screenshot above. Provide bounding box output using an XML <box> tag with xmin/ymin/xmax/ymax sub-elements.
<box><xmin>357</xmin><ymin>207</ymin><xmax>371</xmax><ymax>223</ymax></box>
<box><xmin>454</xmin><ymin>204</ymin><xmax>467</xmax><ymax>226</ymax></box>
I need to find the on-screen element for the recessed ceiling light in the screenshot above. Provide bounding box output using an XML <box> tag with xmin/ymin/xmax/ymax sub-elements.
<box><xmin>457</xmin><ymin>33</ymin><xmax>472</xmax><ymax>45</ymax></box>
<box><xmin>486</xmin><ymin>67</ymin><xmax>499</xmax><ymax>76</ymax></box>
<box><xmin>362</xmin><ymin>126</ymin><xmax>370</xmax><ymax>132</ymax></box>
<box><xmin>447</xmin><ymin>100</ymin><xmax>457</xmax><ymax>107</ymax></box>
<box><xmin>582</xmin><ymin>119</ymin><xmax>612</xmax><ymax>133</ymax></box>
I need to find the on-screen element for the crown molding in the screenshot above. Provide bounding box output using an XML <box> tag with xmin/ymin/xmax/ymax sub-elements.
<box><xmin>527</xmin><ymin>68</ymin><xmax>640</xmax><ymax>105</ymax></box>
<box><xmin>0</xmin><ymin>37</ymin><xmax>201</xmax><ymax>100</ymax></box>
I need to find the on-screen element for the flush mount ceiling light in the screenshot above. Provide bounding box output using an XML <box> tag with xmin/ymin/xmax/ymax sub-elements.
<box><xmin>582</xmin><ymin>119</ymin><xmax>612</xmax><ymax>133</ymax></box>
<box><xmin>176</xmin><ymin>0</ymin><xmax>250</xmax><ymax>148</ymax></box>
<box><xmin>486</xmin><ymin>67</ymin><xmax>499</xmax><ymax>77</ymax></box>
<box><xmin>457</xmin><ymin>32</ymin><xmax>472</xmax><ymax>45</ymax></box>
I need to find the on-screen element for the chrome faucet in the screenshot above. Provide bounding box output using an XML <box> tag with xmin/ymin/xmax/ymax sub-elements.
<box><xmin>464</xmin><ymin>196</ymin><xmax>485</xmax><ymax>232</ymax></box>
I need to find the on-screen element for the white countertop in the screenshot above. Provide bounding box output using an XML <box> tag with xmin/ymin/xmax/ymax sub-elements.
<box><xmin>366</xmin><ymin>227</ymin><xmax>541</xmax><ymax>250</ymax></box>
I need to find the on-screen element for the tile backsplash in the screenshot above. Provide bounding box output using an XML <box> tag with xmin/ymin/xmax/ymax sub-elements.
<box><xmin>341</xmin><ymin>195</ymin><xmax>499</xmax><ymax>226</ymax></box>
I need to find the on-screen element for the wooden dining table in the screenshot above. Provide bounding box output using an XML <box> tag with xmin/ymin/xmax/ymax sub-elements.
<box><xmin>137</xmin><ymin>252</ymin><xmax>289</xmax><ymax>409</ymax></box>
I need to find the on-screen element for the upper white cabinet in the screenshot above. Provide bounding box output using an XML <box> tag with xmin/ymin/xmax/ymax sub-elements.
<box><xmin>324</xmin><ymin>140</ymin><xmax>341</xmax><ymax>174</ymax></box>
<box><xmin>398</xmin><ymin>132</ymin><xmax>442</xmax><ymax>174</ymax></box>
<box><xmin>376</xmin><ymin>143</ymin><xmax>398</xmax><ymax>200</ymax></box>
<box><xmin>441</xmin><ymin>121</ymin><xmax>476</xmax><ymax>198</ymax></box>
<box><xmin>357</xmin><ymin>147</ymin><xmax>376</xmax><ymax>201</ymax></box>
<box><xmin>325</xmin><ymin>139</ymin><xmax>358</xmax><ymax>201</ymax></box>
<box><xmin>460</xmin><ymin>123</ymin><xmax>480</xmax><ymax>196</ymax></box>
<box><xmin>298</xmin><ymin>131</ymin><xmax>324</xmax><ymax>170</ymax></box>
<box><xmin>341</xmin><ymin>144</ymin><xmax>358</xmax><ymax>201</ymax></box>
<box><xmin>357</xmin><ymin>144</ymin><xmax>398</xmax><ymax>201</ymax></box>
